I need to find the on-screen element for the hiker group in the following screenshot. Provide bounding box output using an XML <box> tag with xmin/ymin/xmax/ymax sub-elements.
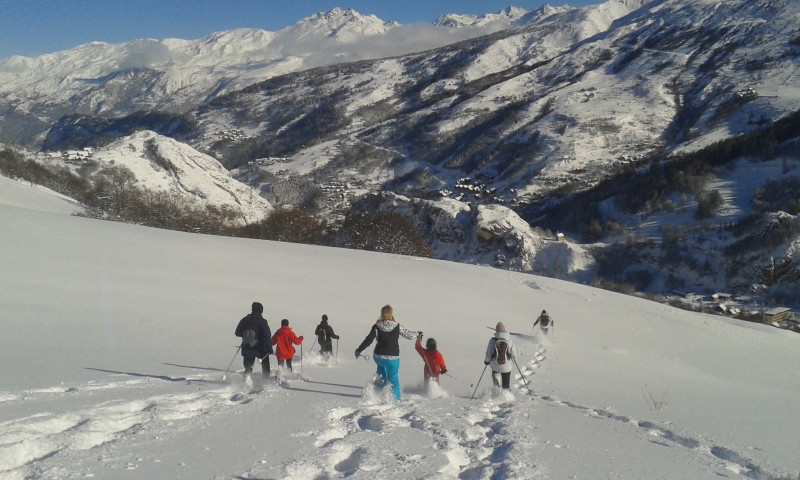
<box><xmin>233</xmin><ymin>302</ymin><xmax>554</xmax><ymax>401</ymax></box>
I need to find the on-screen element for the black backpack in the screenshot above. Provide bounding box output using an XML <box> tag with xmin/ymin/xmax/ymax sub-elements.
<box><xmin>494</xmin><ymin>338</ymin><xmax>509</xmax><ymax>365</ymax></box>
<box><xmin>241</xmin><ymin>321</ymin><xmax>259</xmax><ymax>348</ymax></box>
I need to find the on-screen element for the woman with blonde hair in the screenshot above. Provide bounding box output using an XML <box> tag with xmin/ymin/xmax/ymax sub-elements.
<box><xmin>355</xmin><ymin>305</ymin><xmax>420</xmax><ymax>400</ymax></box>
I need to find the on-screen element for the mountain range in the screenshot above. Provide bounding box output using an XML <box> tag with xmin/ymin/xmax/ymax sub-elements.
<box><xmin>2</xmin><ymin>0</ymin><xmax>799</xmax><ymax>312</ymax></box>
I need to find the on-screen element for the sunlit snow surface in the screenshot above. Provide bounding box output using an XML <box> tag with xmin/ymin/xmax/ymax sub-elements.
<box><xmin>1</xmin><ymin>174</ymin><xmax>798</xmax><ymax>479</ymax></box>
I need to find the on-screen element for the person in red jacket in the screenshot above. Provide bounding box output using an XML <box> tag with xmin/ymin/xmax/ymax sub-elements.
<box><xmin>271</xmin><ymin>319</ymin><xmax>304</xmax><ymax>372</ymax></box>
<box><xmin>414</xmin><ymin>333</ymin><xmax>447</xmax><ymax>386</ymax></box>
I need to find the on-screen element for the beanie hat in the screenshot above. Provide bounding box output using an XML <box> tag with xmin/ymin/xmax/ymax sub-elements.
<box><xmin>496</xmin><ymin>322</ymin><xmax>506</xmax><ymax>332</ymax></box>
<box><xmin>252</xmin><ymin>302</ymin><xmax>264</xmax><ymax>314</ymax></box>
<box><xmin>281</xmin><ymin>318</ymin><xmax>289</xmax><ymax>327</ymax></box>
<box><xmin>322</xmin><ymin>314</ymin><xmax>328</xmax><ymax>322</ymax></box>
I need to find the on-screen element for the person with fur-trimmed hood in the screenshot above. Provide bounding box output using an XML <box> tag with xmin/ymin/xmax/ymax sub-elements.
<box><xmin>354</xmin><ymin>305</ymin><xmax>420</xmax><ymax>401</ymax></box>
<box><xmin>484</xmin><ymin>322</ymin><xmax>516</xmax><ymax>389</ymax></box>
<box><xmin>415</xmin><ymin>333</ymin><xmax>447</xmax><ymax>386</ymax></box>
<box><xmin>234</xmin><ymin>302</ymin><xmax>273</xmax><ymax>379</ymax></box>
<box><xmin>271</xmin><ymin>319</ymin><xmax>304</xmax><ymax>372</ymax></box>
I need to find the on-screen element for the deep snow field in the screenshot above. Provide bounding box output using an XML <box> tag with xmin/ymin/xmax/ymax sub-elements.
<box><xmin>1</xmin><ymin>174</ymin><xmax>798</xmax><ymax>480</ymax></box>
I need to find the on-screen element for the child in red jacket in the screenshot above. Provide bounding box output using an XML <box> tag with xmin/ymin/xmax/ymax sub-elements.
<box><xmin>415</xmin><ymin>333</ymin><xmax>447</xmax><ymax>386</ymax></box>
<box><xmin>271</xmin><ymin>319</ymin><xmax>304</xmax><ymax>372</ymax></box>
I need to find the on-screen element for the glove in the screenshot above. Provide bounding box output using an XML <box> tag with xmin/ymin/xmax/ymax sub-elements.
<box><xmin>440</xmin><ymin>368</ymin><xmax>447</xmax><ymax>374</ymax></box>
<box><xmin>299</xmin><ymin>336</ymin><xmax>304</xmax><ymax>342</ymax></box>
<box><xmin>484</xmin><ymin>361</ymin><xmax>490</xmax><ymax>365</ymax></box>
<box><xmin>354</xmin><ymin>350</ymin><xmax>360</xmax><ymax>360</ymax></box>
<box><xmin>417</xmin><ymin>331</ymin><xmax>423</xmax><ymax>340</ymax></box>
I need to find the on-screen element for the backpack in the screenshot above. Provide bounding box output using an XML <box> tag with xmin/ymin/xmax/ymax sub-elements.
<box><xmin>241</xmin><ymin>322</ymin><xmax>259</xmax><ymax>348</ymax></box>
<box><xmin>494</xmin><ymin>338</ymin><xmax>509</xmax><ymax>365</ymax></box>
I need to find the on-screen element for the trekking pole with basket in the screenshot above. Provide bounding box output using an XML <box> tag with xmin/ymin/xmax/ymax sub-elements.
<box><xmin>470</xmin><ymin>364</ymin><xmax>489</xmax><ymax>400</ymax></box>
<box><xmin>512</xmin><ymin>356</ymin><xmax>535</xmax><ymax>399</ymax></box>
<box><xmin>443</xmin><ymin>372</ymin><xmax>473</xmax><ymax>387</ymax></box>
<box><xmin>222</xmin><ymin>346</ymin><xmax>242</xmax><ymax>381</ymax></box>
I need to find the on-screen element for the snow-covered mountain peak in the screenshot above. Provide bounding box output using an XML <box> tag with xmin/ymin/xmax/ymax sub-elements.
<box><xmin>281</xmin><ymin>7</ymin><xmax>399</xmax><ymax>42</ymax></box>
<box><xmin>434</xmin><ymin>6</ymin><xmax>529</xmax><ymax>28</ymax></box>
<box><xmin>79</xmin><ymin>131</ymin><xmax>272</xmax><ymax>223</ymax></box>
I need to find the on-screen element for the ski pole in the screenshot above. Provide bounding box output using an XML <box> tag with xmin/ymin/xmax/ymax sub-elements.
<box><xmin>310</xmin><ymin>338</ymin><xmax>317</xmax><ymax>354</ymax></box>
<box><xmin>443</xmin><ymin>372</ymin><xmax>473</xmax><ymax>387</ymax></box>
<box><xmin>335</xmin><ymin>339</ymin><xmax>339</xmax><ymax>363</ymax></box>
<box><xmin>300</xmin><ymin>342</ymin><xmax>304</xmax><ymax>376</ymax></box>
<box><xmin>222</xmin><ymin>345</ymin><xmax>241</xmax><ymax>381</ymax></box>
<box><xmin>470</xmin><ymin>364</ymin><xmax>489</xmax><ymax>400</ymax></box>
<box><xmin>512</xmin><ymin>357</ymin><xmax>534</xmax><ymax>399</ymax></box>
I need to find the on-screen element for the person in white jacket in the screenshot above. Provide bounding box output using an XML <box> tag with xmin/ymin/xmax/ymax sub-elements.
<box><xmin>484</xmin><ymin>322</ymin><xmax>516</xmax><ymax>389</ymax></box>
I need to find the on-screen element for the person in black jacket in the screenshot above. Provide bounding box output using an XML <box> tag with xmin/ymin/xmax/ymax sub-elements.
<box><xmin>533</xmin><ymin>309</ymin><xmax>554</xmax><ymax>335</ymax></box>
<box><xmin>354</xmin><ymin>305</ymin><xmax>420</xmax><ymax>401</ymax></box>
<box><xmin>234</xmin><ymin>302</ymin><xmax>273</xmax><ymax>379</ymax></box>
<box><xmin>314</xmin><ymin>314</ymin><xmax>340</xmax><ymax>360</ymax></box>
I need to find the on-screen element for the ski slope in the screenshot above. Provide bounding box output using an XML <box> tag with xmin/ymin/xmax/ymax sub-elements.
<box><xmin>1</xmin><ymin>174</ymin><xmax>798</xmax><ymax>480</ymax></box>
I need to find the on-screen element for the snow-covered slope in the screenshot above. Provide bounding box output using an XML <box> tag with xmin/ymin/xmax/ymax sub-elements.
<box><xmin>34</xmin><ymin>130</ymin><xmax>272</xmax><ymax>223</ymax></box>
<box><xmin>1</xmin><ymin>174</ymin><xmax>798</xmax><ymax>480</ymax></box>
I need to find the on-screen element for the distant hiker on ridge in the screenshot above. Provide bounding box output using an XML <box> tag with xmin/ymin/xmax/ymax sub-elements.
<box><xmin>234</xmin><ymin>302</ymin><xmax>273</xmax><ymax>380</ymax></box>
<box><xmin>354</xmin><ymin>305</ymin><xmax>420</xmax><ymax>401</ymax></box>
<box><xmin>484</xmin><ymin>322</ymin><xmax>516</xmax><ymax>389</ymax></box>
<box><xmin>533</xmin><ymin>309</ymin><xmax>554</xmax><ymax>335</ymax></box>
<box><xmin>415</xmin><ymin>333</ymin><xmax>447</xmax><ymax>387</ymax></box>
<box><xmin>272</xmin><ymin>319</ymin><xmax>304</xmax><ymax>372</ymax></box>
<box><xmin>314</xmin><ymin>314</ymin><xmax>340</xmax><ymax>360</ymax></box>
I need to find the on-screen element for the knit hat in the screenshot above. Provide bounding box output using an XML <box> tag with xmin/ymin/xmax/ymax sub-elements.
<box><xmin>322</xmin><ymin>314</ymin><xmax>328</xmax><ymax>322</ymax></box>
<box><xmin>495</xmin><ymin>322</ymin><xmax>506</xmax><ymax>332</ymax></box>
<box><xmin>252</xmin><ymin>302</ymin><xmax>264</xmax><ymax>314</ymax></box>
<box><xmin>281</xmin><ymin>319</ymin><xmax>289</xmax><ymax>327</ymax></box>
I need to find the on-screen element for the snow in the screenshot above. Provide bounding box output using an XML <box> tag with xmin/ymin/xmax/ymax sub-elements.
<box><xmin>1</xmin><ymin>173</ymin><xmax>798</xmax><ymax>480</ymax></box>
<box><xmin>39</xmin><ymin>131</ymin><xmax>273</xmax><ymax>223</ymax></box>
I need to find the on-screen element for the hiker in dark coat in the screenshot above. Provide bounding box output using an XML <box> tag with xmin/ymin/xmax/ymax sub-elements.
<box><xmin>314</xmin><ymin>314</ymin><xmax>340</xmax><ymax>359</ymax></box>
<box><xmin>484</xmin><ymin>322</ymin><xmax>516</xmax><ymax>389</ymax></box>
<box><xmin>533</xmin><ymin>309</ymin><xmax>554</xmax><ymax>335</ymax></box>
<box><xmin>354</xmin><ymin>305</ymin><xmax>420</xmax><ymax>401</ymax></box>
<box><xmin>234</xmin><ymin>302</ymin><xmax>273</xmax><ymax>378</ymax></box>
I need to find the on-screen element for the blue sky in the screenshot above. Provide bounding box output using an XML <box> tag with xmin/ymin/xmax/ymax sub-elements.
<box><xmin>1</xmin><ymin>0</ymin><xmax>599</xmax><ymax>60</ymax></box>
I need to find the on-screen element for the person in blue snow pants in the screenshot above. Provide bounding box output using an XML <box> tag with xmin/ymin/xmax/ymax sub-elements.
<box><xmin>355</xmin><ymin>305</ymin><xmax>420</xmax><ymax>401</ymax></box>
<box><xmin>374</xmin><ymin>356</ymin><xmax>401</xmax><ymax>400</ymax></box>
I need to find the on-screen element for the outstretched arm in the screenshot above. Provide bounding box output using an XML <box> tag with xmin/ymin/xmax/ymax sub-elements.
<box><xmin>398</xmin><ymin>324</ymin><xmax>419</xmax><ymax>340</ymax></box>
